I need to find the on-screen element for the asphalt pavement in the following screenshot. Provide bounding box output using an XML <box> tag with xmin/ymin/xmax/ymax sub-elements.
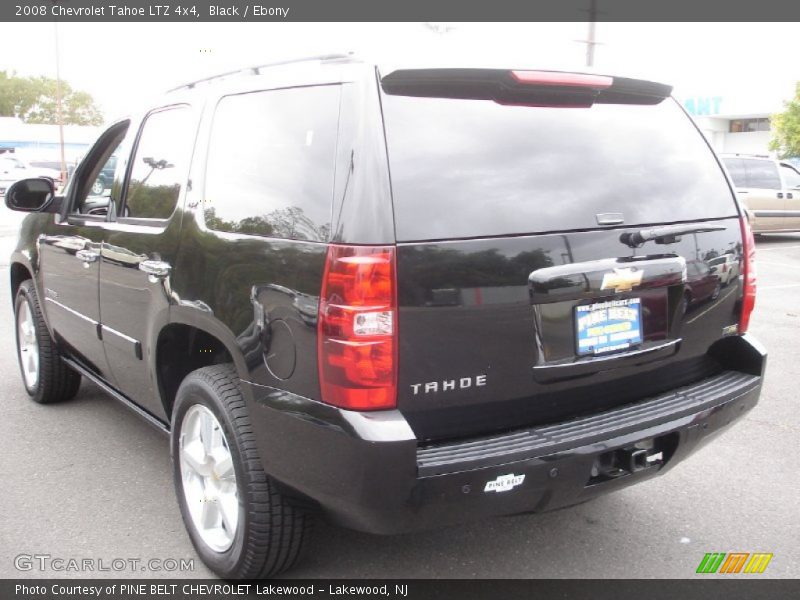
<box><xmin>0</xmin><ymin>231</ymin><xmax>798</xmax><ymax>579</ymax></box>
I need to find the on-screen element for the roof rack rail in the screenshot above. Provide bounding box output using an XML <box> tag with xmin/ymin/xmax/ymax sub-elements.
<box><xmin>167</xmin><ymin>53</ymin><xmax>355</xmax><ymax>93</ymax></box>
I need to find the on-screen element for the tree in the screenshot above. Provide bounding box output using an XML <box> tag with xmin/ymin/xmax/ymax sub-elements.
<box><xmin>0</xmin><ymin>71</ymin><xmax>103</xmax><ymax>126</ymax></box>
<box><xmin>769</xmin><ymin>82</ymin><xmax>800</xmax><ymax>159</ymax></box>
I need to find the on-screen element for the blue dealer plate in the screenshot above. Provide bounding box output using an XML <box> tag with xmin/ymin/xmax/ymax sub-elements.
<box><xmin>575</xmin><ymin>298</ymin><xmax>643</xmax><ymax>356</ymax></box>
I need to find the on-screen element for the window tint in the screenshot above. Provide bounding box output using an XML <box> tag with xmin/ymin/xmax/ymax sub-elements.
<box><xmin>742</xmin><ymin>159</ymin><xmax>780</xmax><ymax>190</ymax></box>
<box><xmin>781</xmin><ymin>164</ymin><xmax>800</xmax><ymax>188</ymax></box>
<box><xmin>124</xmin><ymin>106</ymin><xmax>194</xmax><ymax>220</ymax></box>
<box><xmin>722</xmin><ymin>158</ymin><xmax>747</xmax><ymax>187</ymax></box>
<box><xmin>382</xmin><ymin>96</ymin><xmax>737</xmax><ymax>241</ymax></box>
<box><xmin>203</xmin><ymin>85</ymin><xmax>340</xmax><ymax>241</ymax></box>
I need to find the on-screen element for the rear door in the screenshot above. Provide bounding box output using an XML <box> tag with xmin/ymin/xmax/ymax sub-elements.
<box><xmin>98</xmin><ymin>104</ymin><xmax>199</xmax><ymax>419</ymax></box>
<box><xmin>380</xmin><ymin>70</ymin><xmax>745</xmax><ymax>441</ymax></box>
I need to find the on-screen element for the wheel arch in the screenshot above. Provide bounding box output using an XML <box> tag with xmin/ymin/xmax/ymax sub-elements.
<box><xmin>10</xmin><ymin>261</ymin><xmax>33</xmax><ymax>301</ymax></box>
<box><xmin>154</xmin><ymin>309</ymin><xmax>252</xmax><ymax>421</ymax></box>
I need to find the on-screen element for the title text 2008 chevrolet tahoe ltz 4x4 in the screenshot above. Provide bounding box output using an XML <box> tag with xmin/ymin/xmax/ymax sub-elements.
<box><xmin>5</xmin><ymin>56</ymin><xmax>765</xmax><ymax>579</ymax></box>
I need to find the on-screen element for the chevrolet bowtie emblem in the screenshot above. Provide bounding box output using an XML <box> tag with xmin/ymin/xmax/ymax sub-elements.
<box><xmin>600</xmin><ymin>267</ymin><xmax>643</xmax><ymax>293</ymax></box>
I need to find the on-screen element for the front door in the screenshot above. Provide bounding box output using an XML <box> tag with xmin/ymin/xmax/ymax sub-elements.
<box><xmin>98</xmin><ymin>104</ymin><xmax>198</xmax><ymax>420</ymax></box>
<box><xmin>39</xmin><ymin>122</ymin><xmax>129</xmax><ymax>378</ymax></box>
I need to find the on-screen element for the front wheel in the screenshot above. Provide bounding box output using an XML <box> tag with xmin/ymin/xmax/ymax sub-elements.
<box><xmin>171</xmin><ymin>364</ymin><xmax>313</xmax><ymax>579</ymax></box>
<box><xmin>14</xmin><ymin>280</ymin><xmax>81</xmax><ymax>404</ymax></box>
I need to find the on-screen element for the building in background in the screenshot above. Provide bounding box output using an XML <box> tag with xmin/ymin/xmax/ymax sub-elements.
<box><xmin>0</xmin><ymin>117</ymin><xmax>99</xmax><ymax>163</ymax></box>
<box><xmin>679</xmin><ymin>94</ymin><xmax>780</xmax><ymax>157</ymax></box>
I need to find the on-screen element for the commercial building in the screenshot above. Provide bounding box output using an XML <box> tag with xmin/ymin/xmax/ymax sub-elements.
<box><xmin>679</xmin><ymin>94</ymin><xmax>780</xmax><ymax>157</ymax></box>
<box><xmin>0</xmin><ymin>117</ymin><xmax>99</xmax><ymax>162</ymax></box>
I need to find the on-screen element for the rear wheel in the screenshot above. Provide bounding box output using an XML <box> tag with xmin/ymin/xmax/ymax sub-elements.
<box><xmin>14</xmin><ymin>280</ymin><xmax>81</xmax><ymax>404</ymax></box>
<box><xmin>171</xmin><ymin>364</ymin><xmax>313</xmax><ymax>579</ymax></box>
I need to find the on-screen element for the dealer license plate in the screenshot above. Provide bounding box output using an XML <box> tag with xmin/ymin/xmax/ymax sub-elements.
<box><xmin>575</xmin><ymin>297</ymin><xmax>643</xmax><ymax>356</ymax></box>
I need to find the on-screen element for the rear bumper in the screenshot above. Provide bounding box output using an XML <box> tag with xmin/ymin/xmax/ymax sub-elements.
<box><xmin>243</xmin><ymin>335</ymin><xmax>765</xmax><ymax>534</ymax></box>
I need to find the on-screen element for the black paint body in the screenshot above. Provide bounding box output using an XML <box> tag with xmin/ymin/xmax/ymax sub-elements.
<box><xmin>8</xmin><ymin>59</ymin><xmax>766</xmax><ymax>533</ymax></box>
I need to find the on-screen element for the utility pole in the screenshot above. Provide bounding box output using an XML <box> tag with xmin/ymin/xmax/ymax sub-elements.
<box><xmin>585</xmin><ymin>0</ymin><xmax>597</xmax><ymax>67</ymax></box>
<box><xmin>53</xmin><ymin>21</ymin><xmax>67</xmax><ymax>186</ymax></box>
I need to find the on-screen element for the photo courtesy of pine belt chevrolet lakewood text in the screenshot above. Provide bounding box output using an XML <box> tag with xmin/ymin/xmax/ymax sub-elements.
<box><xmin>5</xmin><ymin>56</ymin><xmax>765</xmax><ymax>579</ymax></box>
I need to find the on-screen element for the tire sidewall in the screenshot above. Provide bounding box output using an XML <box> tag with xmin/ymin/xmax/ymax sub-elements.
<box><xmin>14</xmin><ymin>284</ymin><xmax>40</xmax><ymax>398</ymax></box>
<box><xmin>170</xmin><ymin>376</ymin><xmax>249</xmax><ymax>577</ymax></box>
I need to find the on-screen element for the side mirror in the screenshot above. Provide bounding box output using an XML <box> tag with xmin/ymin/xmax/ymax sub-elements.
<box><xmin>4</xmin><ymin>177</ymin><xmax>57</xmax><ymax>212</ymax></box>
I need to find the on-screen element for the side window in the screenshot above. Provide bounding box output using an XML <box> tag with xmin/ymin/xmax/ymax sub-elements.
<box><xmin>780</xmin><ymin>164</ymin><xmax>800</xmax><ymax>189</ymax></box>
<box><xmin>722</xmin><ymin>158</ymin><xmax>746</xmax><ymax>187</ymax></box>
<box><xmin>71</xmin><ymin>121</ymin><xmax>130</xmax><ymax>216</ymax></box>
<box><xmin>123</xmin><ymin>106</ymin><xmax>194</xmax><ymax>220</ymax></box>
<box><xmin>742</xmin><ymin>159</ymin><xmax>781</xmax><ymax>190</ymax></box>
<box><xmin>203</xmin><ymin>85</ymin><xmax>340</xmax><ymax>241</ymax></box>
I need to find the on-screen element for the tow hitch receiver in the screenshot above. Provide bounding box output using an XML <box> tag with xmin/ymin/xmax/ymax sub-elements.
<box><xmin>588</xmin><ymin>437</ymin><xmax>670</xmax><ymax>484</ymax></box>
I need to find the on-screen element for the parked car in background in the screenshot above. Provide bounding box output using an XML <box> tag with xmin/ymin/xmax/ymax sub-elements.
<box><xmin>91</xmin><ymin>155</ymin><xmax>117</xmax><ymax>195</ymax></box>
<box><xmin>684</xmin><ymin>259</ymin><xmax>722</xmax><ymax>307</ymax></box>
<box><xmin>707</xmin><ymin>254</ymin><xmax>739</xmax><ymax>287</ymax></box>
<box><xmin>720</xmin><ymin>154</ymin><xmax>800</xmax><ymax>234</ymax></box>
<box><xmin>0</xmin><ymin>155</ymin><xmax>63</xmax><ymax>187</ymax></box>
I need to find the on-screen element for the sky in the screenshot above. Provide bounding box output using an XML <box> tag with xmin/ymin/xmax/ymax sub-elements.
<box><xmin>0</xmin><ymin>22</ymin><xmax>798</xmax><ymax>122</ymax></box>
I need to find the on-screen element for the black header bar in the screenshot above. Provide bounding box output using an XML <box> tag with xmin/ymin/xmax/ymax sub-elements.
<box><xmin>3</xmin><ymin>0</ymin><xmax>800</xmax><ymax>22</ymax></box>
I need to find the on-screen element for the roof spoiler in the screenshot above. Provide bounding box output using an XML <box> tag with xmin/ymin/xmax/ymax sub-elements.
<box><xmin>380</xmin><ymin>69</ymin><xmax>672</xmax><ymax>107</ymax></box>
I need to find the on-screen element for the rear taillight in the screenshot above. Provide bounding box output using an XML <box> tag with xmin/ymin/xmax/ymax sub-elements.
<box><xmin>739</xmin><ymin>216</ymin><xmax>757</xmax><ymax>334</ymax></box>
<box><xmin>318</xmin><ymin>245</ymin><xmax>397</xmax><ymax>410</ymax></box>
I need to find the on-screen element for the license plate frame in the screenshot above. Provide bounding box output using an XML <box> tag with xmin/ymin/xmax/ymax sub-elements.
<box><xmin>575</xmin><ymin>297</ymin><xmax>643</xmax><ymax>356</ymax></box>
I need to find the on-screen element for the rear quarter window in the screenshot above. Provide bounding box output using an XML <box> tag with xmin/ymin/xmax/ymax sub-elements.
<box><xmin>382</xmin><ymin>94</ymin><xmax>738</xmax><ymax>241</ymax></box>
<box><xmin>203</xmin><ymin>85</ymin><xmax>341</xmax><ymax>242</ymax></box>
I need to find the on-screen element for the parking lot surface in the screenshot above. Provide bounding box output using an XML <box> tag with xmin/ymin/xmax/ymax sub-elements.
<box><xmin>0</xmin><ymin>231</ymin><xmax>798</xmax><ymax>579</ymax></box>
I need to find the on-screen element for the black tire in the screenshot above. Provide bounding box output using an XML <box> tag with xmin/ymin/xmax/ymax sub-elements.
<box><xmin>14</xmin><ymin>280</ymin><xmax>81</xmax><ymax>404</ymax></box>
<box><xmin>170</xmin><ymin>364</ymin><xmax>313</xmax><ymax>579</ymax></box>
<box><xmin>711</xmin><ymin>282</ymin><xmax>721</xmax><ymax>300</ymax></box>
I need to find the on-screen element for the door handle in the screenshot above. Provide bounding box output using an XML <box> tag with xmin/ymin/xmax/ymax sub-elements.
<box><xmin>75</xmin><ymin>249</ymin><xmax>99</xmax><ymax>265</ymax></box>
<box><xmin>139</xmin><ymin>260</ymin><xmax>172</xmax><ymax>279</ymax></box>
<box><xmin>788</xmin><ymin>193</ymin><xmax>794</xmax><ymax>199</ymax></box>
<box><xmin>777</xmin><ymin>192</ymin><xmax>784</xmax><ymax>199</ymax></box>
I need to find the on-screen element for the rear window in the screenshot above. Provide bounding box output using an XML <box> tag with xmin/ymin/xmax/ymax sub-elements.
<box><xmin>382</xmin><ymin>94</ymin><xmax>737</xmax><ymax>241</ymax></box>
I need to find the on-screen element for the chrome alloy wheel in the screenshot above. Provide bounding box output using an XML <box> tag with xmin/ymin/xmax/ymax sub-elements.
<box><xmin>17</xmin><ymin>300</ymin><xmax>39</xmax><ymax>389</ymax></box>
<box><xmin>179</xmin><ymin>405</ymin><xmax>239</xmax><ymax>552</ymax></box>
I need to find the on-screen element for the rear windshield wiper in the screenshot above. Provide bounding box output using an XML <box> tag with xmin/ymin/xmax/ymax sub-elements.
<box><xmin>619</xmin><ymin>224</ymin><xmax>726</xmax><ymax>248</ymax></box>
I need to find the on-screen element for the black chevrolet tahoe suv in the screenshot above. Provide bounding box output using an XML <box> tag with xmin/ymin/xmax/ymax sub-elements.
<box><xmin>5</xmin><ymin>56</ymin><xmax>765</xmax><ymax>579</ymax></box>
